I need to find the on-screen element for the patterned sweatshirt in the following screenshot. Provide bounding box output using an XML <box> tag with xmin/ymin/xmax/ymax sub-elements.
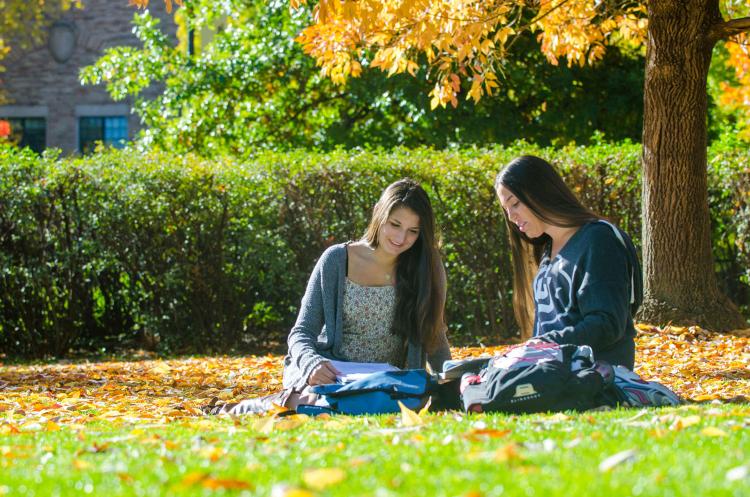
<box><xmin>533</xmin><ymin>221</ymin><xmax>642</xmax><ymax>369</ymax></box>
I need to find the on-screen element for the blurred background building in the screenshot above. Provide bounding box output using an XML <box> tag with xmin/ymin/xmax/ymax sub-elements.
<box><xmin>0</xmin><ymin>0</ymin><xmax>177</xmax><ymax>154</ymax></box>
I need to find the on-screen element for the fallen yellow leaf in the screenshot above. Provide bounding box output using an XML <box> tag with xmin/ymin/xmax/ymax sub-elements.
<box><xmin>253</xmin><ymin>416</ymin><xmax>276</xmax><ymax>434</ymax></box>
<box><xmin>398</xmin><ymin>401</ymin><xmax>423</xmax><ymax>427</ymax></box>
<box><xmin>692</xmin><ymin>394</ymin><xmax>719</xmax><ymax>402</ymax></box>
<box><xmin>198</xmin><ymin>447</ymin><xmax>225</xmax><ymax>462</ymax></box>
<box><xmin>45</xmin><ymin>421</ymin><xmax>61</xmax><ymax>432</ymax></box>
<box><xmin>179</xmin><ymin>472</ymin><xmax>210</xmax><ymax>488</ymax></box>
<box><xmin>0</xmin><ymin>424</ymin><xmax>20</xmax><ymax>435</ymax></box>
<box><xmin>150</xmin><ymin>363</ymin><xmax>171</xmax><ymax>375</ymax></box>
<box><xmin>279</xmin><ymin>488</ymin><xmax>315</xmax><ymax>497</ymax></box>
<box><xmin>700</xmin><ymin>426</ymin><xmax>728</xmax><ymax>437</ymax></box>
<box><xmin>463</xmin><ymin>428</ymin><xmax>511</xmax><ymax>441</ymax></box>
<box><xmin>648</xmin><ymin>428</ymin><xmax>667</xmax><ymax>438</ymax></box>
<box><xmin>547</xmin><ymin>413</ymin><xmax>570</xmax><ymax>422</ymax></box>
<box><xmin>418</xmin><ymin>397</ymin><xmax>432</xmax><ymax>416</ymax></box>
<box><xmin>164</xmin><ymin>440</ymin><xmax>179</xmax><ymax>450</ymax></box>
<box><xmin>0</xmin><ymin>330</ymin><xmax>747</xmax><ymax>430</ymax></box>
<box><xmin>671</xmin><ymin>415</ymin><xmax>701</xmax><ymax>431</ymax></box>
<box><xmin>201</xmin><ymin>477</ymin><xmax>253</xmax><ymax>490</ymax></box>
<box><xmin>494</xmin><ymin>443</ymin><xmax>522</xmax><ymax>462</ymax></box>
<box><xmin>275</xmin><ymin>414</ymin><xmax>309</xmax><ymax>431</ymax></box>
<box><xmin>302</xmin><ymin>467</ymin><xmax>346</xmax><ymax>490</ymax></box>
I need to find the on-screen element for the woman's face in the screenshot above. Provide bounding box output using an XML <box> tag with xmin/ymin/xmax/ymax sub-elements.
<box><xmin>496</xmin><ymin>185</ymin><xmax>547</xmax><ymax>239</ymax></box>
<box><xmin>378</xmin><ymin>206</ymin><xmax>421</xmax><ymax>256</ymax></box>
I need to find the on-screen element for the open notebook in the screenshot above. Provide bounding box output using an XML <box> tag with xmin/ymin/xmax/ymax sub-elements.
<box><xmin>328</xmin><ymin>360</ymin><xmax>400</xmax><ymax>383</ymax></box>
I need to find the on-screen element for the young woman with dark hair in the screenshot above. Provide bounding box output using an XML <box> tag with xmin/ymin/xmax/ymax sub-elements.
<box><xmin>206</xmin><ymin>178</ymin><xmax>451</xmax><ymax>414</ymax></box>
<box><xmin>495</xmin><ymin>155</ymin><xmax>642</xmax><ymax>370</ymax></box>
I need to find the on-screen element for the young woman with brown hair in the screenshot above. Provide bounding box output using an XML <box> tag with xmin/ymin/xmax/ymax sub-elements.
<box><xmin>495</xmin><ymin>155</ymin><xmax>642</xmax><ymax>369</ymax></box>
<box><xmin>206</xmin><ymin>178</ymin><xmax>451</xmax><ymax>414</ymax></box>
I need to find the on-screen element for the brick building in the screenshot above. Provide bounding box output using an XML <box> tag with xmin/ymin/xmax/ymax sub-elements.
<box><xmin>0</xmin><ymin>1</ymin><xmax>178</xmax><ymax>154</ymax></box>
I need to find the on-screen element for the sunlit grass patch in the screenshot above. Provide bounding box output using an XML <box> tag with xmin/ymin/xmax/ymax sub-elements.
<box><xmin>0</xmin><ymin>404</ymin><xmax>748</xmax><ymax>496</ymax></box>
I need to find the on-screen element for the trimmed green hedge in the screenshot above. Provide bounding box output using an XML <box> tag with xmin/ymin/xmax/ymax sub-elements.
<box><xmin>1</xmin><ymin>143</ymin><xmax>747</xmax><ymax>357</ymax></box>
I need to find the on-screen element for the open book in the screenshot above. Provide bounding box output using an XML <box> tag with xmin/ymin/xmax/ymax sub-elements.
<box><xmin>328</xmin><ymin>360</ymin><xmax>400</xmax><ymax>384</ymax></box>
<box><xmin>326</xmin><ymin>357</ymin><xmax>492</xmax><ymax>384</ymax></box>
<box><xmin>438</xmin><ymin>356</ymin><xmax>492</xmax><ymax>382</ymax></box>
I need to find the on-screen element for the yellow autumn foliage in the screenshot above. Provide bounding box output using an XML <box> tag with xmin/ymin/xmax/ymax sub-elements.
<box><xmin>291</xmin><ymin>0</ymin><xmax>650</xmax><ymax>109</ymax></box>
<box><xmin>127</xmin><ymin>1</ymin><xmax>748</xmax><ymax>126</ymax></box>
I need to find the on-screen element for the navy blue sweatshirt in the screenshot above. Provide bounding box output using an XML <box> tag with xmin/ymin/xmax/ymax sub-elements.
<box><xmin>533</xmin><ymin>221</ymin><xmax>641</xmax><ymax>369</ymax></box>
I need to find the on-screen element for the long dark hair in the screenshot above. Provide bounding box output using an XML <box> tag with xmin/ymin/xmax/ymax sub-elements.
<box><xmin>495</xmin><ymin>155</ymin><xmax>600</xmax><ymax>337</ymax></box>
<box><xmin>363</xmin><ymin>179</ymin><xmax>445</xmax><ymax>351</ymax></box>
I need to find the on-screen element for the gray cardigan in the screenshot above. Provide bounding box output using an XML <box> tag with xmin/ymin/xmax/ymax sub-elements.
<box><xmin>282</xmin><ymin>243</ymin><xmax>452</xmax><ymax>390</ymax></box>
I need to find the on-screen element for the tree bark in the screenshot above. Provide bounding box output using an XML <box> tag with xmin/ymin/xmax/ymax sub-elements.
<box><xmin>640</xmin><ymin>0</ymin><xmax>746</xmax><ymax>330</ymax></box>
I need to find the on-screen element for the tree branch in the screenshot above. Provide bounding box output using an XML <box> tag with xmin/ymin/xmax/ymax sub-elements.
<box><xmin>711</xmin><ymin>17</ymin><xmax>750</xmax><ymax>42</ymax></box>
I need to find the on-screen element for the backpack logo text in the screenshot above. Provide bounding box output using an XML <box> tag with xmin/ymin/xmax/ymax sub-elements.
<box><xmin>514</xmin><ymin>383</ymin><xmax>537</xmax><ymax>397</ymax></box>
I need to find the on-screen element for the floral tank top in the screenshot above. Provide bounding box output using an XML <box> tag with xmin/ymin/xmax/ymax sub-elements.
<box><xmin>338</xmin><ymin>278</ymin><xmax>405</xmax><ymax>367</ymax></box>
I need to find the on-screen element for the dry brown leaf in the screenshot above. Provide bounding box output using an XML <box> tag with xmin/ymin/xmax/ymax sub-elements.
<box><xmin>0</xmin><ymin>424</ymin><xmax>20</xmax><ymax>435</ymax></box>
<box><xmin>87</xmin><ymin>442</ymin><xmax>110</xmax><ymax>453</ymax></box>
<box><xmin>0</xmin><ymin>327</ymin><xmax>747</xmax><ymax>430</ymax></box>
<box><xmin>463</xmin><ymin>428</ymin><xmax>511</xmax><ymax>441</ymax></box>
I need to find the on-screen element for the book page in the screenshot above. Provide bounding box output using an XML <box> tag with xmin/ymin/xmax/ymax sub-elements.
<box><xmin>328</xmin><ymin>360</ymin><xmax>400</xmax><ymax>383</ymax></box>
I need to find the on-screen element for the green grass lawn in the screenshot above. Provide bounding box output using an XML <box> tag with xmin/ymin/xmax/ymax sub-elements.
<box><xmin>2</xmin><ymin>404</ymin><xmax>747</xmax><ymax>497</ymax></box>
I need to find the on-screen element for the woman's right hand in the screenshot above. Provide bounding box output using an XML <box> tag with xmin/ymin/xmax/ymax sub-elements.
<box><xmin>307</xmin><ymin>361</ymin><xmax>340</xmax><ymax>385</ymax></box>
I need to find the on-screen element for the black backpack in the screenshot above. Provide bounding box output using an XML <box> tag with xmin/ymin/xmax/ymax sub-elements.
<box><xmin>459</xmin><ymin>342</ymin><xmax>614</xmax><ymax>414</ymax></box>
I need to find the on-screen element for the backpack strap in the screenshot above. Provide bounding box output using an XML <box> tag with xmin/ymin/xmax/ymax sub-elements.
<box><xmin>596</xmin><ymin>220</ymin><xmax>636</xmax><ymax>307</ymax></box>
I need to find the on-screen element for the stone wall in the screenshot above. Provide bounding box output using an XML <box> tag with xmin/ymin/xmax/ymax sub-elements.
<box><xmin>0</xmin><ymin>0</ymin><xmax>178</xmax><ymax>154</ymax></box>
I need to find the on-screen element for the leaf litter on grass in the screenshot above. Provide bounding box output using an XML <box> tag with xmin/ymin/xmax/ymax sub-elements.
<box><xmin>0</xmin><ymin>325</ymin><xmax>747</xmax><ymax>434</ymax></box>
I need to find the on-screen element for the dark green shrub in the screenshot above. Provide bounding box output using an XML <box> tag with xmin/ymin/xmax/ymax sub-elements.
<box><xmin>707</xmin><ymin>139</ymin><xmax>750</xmax><ymax>315</ymax></box>
<box><xmin>0</xmin><ymin>142</ymin><xmax>747</xmax><ymax>358</ymax></box>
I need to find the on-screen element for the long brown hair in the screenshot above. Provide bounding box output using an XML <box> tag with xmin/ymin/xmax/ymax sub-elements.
<box><xmin>495</xmin><ymin>156</ymin><xmax>600</xmax><ymax>337</ymax></box>
<box><xmin>363</xmin><ymin>179</ymin><xmax>445</xmax><ymax>351</ymax></box>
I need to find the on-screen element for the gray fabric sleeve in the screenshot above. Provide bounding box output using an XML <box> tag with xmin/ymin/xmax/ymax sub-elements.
<box><xmin>285</xmin><ymin>250</ymin><xmax>331</xmax><ymax>387</ymax></box>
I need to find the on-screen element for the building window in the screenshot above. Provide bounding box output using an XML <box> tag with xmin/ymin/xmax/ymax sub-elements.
<box><xmin>79</xmin><ymin>116</ymin><xmax>128</xmax><ymax>153</ymax></box>
<box><xmin>4</xmin><ymin>118</ymin><xmax>46</xmax><ymax>154</ymax></box>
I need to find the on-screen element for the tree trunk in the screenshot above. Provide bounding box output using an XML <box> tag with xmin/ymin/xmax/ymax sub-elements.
<box><xmin>640</xmin><ymin>0</ymin><xmax>746</xmax><ymax>330</ymax></box>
